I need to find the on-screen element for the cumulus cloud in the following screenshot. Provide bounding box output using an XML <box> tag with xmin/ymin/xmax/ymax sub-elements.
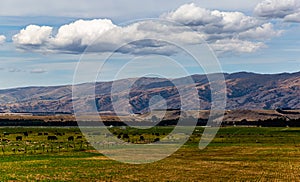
<box><xmin>13</xmin><ymin>19</ymin><xmax>203</xmax><ymax>55</ymax></box>
<box><xmin>161</xmin><ymin>3</ymin><xmax>281</xmax><ymax>54</ymax></box>
<box><xmin>13</xmin><ymin>25</ymin><xmax>52</xmax><ymax>45</ymax></box>
<box><xmin>254</xmin><ymin>0</ymin><xmax>300</xmax><ymax>21</ymax></box>
<box><xmin>0</xmin><ymin>35</ymin><xmax>6</xmax><ymax>44</ymax></box>
<box><xmin>161</xmin><ymin>3</ymin><xmax>221</xmax><ymax>26</ymax></box>
<box><xmin>13</xmin><ymin>19</ymin><xmax>118</xmax><ymax>54</ymax></box>
<box><xmin>162</xmin><ymin>3</ymin><xmax>262</xmax><ymax>34</ymax></box>
<box><xmin>12</xmin><ymin>3</ymin><xmax>282</xmax><ymax>55</ymax></box>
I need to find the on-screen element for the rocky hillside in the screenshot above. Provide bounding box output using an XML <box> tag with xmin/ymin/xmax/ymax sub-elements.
<box><xmin>0</xmin><ymin>72</ymin><xmax>299</xmax><ymax>113</ymax></box>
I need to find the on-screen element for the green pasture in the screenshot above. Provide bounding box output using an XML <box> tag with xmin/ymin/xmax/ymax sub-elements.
<box><xmin>0</xmin><ymin>126</ymin><xmax>300</xmax><ymax>181</ymax></box>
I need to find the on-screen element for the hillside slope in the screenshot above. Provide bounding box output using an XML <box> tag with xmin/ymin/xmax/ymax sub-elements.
<box><xmin>0</xmin><ymin>72</ymin><xmax>299</xmax><ymax>113</ymax></box>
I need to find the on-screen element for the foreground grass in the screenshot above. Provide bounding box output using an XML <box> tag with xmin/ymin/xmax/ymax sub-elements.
<box><xmin>1</xmin><ymin>127</ymin><xmax>300</xmax><ymax>181</ymax></box>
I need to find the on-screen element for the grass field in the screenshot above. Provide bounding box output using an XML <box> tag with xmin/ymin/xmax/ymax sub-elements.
<box><xmin>1</xmin><ymin>126</ymin><xmax>300</xmax><ymax>181</ymax></box>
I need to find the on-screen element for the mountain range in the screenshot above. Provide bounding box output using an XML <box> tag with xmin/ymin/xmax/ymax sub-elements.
<box><xmin>0</xmin><ymin>71</ymin><xmax>299</xmax><ymax>113</ymax></box>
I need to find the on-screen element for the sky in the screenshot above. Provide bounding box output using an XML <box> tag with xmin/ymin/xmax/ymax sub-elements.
<box><xmin>0</xmin><ymin>0</ymin><xmax>300</xmax><ymax>89</ymax></box>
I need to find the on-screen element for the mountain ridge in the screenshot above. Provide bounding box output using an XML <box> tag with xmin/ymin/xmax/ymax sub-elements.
<box><xmin>0</xmin><ymin>71</ymin><xmax>299</xmax><ymax>113</ymax></box>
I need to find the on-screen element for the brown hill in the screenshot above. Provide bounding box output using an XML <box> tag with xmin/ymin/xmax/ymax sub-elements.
<box><xmin>0</xmin><ymin>72</ymin><xmax>299</xmax><ymax>113</ymax></box>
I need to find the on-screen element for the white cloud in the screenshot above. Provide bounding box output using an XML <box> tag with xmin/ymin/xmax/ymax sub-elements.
<box><xmin>161</xmin><ymin>3</ymin><xmax>221</xmax><ymax>26</ymax></box>
<box><xmin>0</xmin><ymin>35</ymin><xmax>6</xmax><ymax>44</ymax></box>
<box><xmin>12</xmin><ymin>3</ymin><xmax>283</xmax><ymax>55</ymax></box>
<box><xmin>254</xmin><ymin>0</ymin><xmax>300</xmax><ymax>20</ymax></box>
<box><xmin>284</xmin><ymin>12</ymin><xmax>300</xmax><ymax>22</ymax></box>
<box><xmin>161</xmin><ymin>3</ymin><xmax>281</xmax><ymax>54</ymax></box>
<box><xmin>12</xmin><ymin>25</ymin><xmax>53</xmax><ymax>50</ymax></box>
<box><xmin>162</xmin><ymin>3</ymin><xmax>262</xmax><ymax>33</ymax></box>
<box><xmin>211</xmin><ymin>39</ymin><xmax>265</xmax><ymax>55</ymax></box>
<box><xmin>239</xmin><ymin>23</ymin><xmax>283</xmax><ymax>40</ymax></box>
<box><xmin>13</xmin><ymin>19</ymin><xmax>119</xmax><ymax>54</ymax></box>
<box><xmin>12</xmin><ymin>19</ymin><xmax>204</xmax><ymax>55</ymax></box>
<box><xmin>53</xmin><ymin>19</ymin><xmax>117</xmax><ymax>47</ymax></box>
<box><xmin>30</xmin><ymin>68</ymin><xmax>47</xmax><ymax>74</ymax></box>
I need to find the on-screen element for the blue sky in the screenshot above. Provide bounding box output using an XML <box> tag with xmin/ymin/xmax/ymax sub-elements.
<box><xmin>0</xmin><ymin>0</ymin><xmax>299</xmax><ymax>89</ymax></box>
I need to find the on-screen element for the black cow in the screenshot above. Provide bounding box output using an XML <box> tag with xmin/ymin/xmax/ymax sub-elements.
<box><xmin>23</xmin><ymin>132</ymin><xmax>28</xmax><ymax>137</ymax></box>
<box><xmin>139</xmin><ymin>135</ymin><xmax>145</xmax><ymax>141</ymax></box>
<box><xmin>16</xmin><ymin>136</ymin><xmax>22</xmax><ymax>141</ymax></box>
<box><xmin>154</xmin><ymin>138</ymin><xmax>160</xmax><ymax>142</ymax></box>
<box><xmin>48</xmin><ymin>136</ymin><xmax>58</xmax><ymax>140</ymax></box>
<box><xmin>68</xmin><ymin>136</ymin><xmax>74</xmax><ymax>141</ymax></box>
<box><xmin>2</xmin><ymin>138</ymin><xmax>9</xmax><ymax>142</ymax></box>
<box><xmin>76</xmin><ymin>136</ymin><xmax>82</xmax><ymax>139</ymax></box>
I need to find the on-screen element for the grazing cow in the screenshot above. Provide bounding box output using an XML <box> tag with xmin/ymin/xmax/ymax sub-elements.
<box><xmin>44</xmin><ymin>133</ymin><xmax>48</xmax><ymax>135</ymax></box>
<box><xmin>38</xmin><ymin>133</ymin><xmax>43</xmax><ymax>136</ymax></box>
<box><xmin>139</xmin><ymin>135</ymin><xmax>145</xmax><ymax>141</ymax></box>
<box><xmin>16</xmin><ymin>136</ymin><xmax>22</xmax><ymax>141</ymax></box>
<box><xmin>68</xmin><ymin>136</ymin><xmax>74</xmax><ymax>141</ymax></box>
<box><xmin>154</xmin><ymin>138</ymin><xmax>160</xmax><ymax>142</ymax></box>
<box><xmin>47</xmin><ymin>136</ymin><xmax>58</xmax><ymax>140</ymax></box>
<box><xmin>2</xmin><ymin>138</ymin><xmax>9</xmax><ymax>142</ymax></box>
<box><xmin>76</xmin><ymin>136</ymin><xmax>82</xmax><ymax>139</ymax></box>
<box><xmin>23</xmin><ymin>132</ymin><xmax>28</xmax><ymax>137</ymax></box>
<box><xmin>55</xmin><ymin>132</ymin><xmax>63</xmax><ymax>136</ymax></box>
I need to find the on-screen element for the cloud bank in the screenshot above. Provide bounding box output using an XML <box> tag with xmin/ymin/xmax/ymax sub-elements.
<box><xmin>13</xmin><ymin>19</ymin><xmax>199</xmax><ymax>55</ymax></box>
<box><xmin>162</xmin><ymin>3</ymin><xmax>282</xmax><ymax>54</ymax></box>
<box><xmin>12</xmin><ymin>3</ymin><xmax>284</xmax><ymax>55</ymax></box>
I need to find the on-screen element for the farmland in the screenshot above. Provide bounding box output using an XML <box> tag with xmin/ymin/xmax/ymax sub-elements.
<box><xmin>1</xmin><ymin>127</ymin><xmax>300</xmax><ymax>181</ymax></box>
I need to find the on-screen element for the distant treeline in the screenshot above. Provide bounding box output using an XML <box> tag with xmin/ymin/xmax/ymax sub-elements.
<box><xmin>223</xmin><ymin>118</ymin><xmax>300</xmax><ymax>127</ymax></box>
<box><xmin>0</xmin><ymin>119</ymin><xmax>78</xmax><ymax>126</ymax></box>
<box><xmin>0</xmin><ymin>117</ymin><xmax>299</xmax><ymax>127</ymax></box>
